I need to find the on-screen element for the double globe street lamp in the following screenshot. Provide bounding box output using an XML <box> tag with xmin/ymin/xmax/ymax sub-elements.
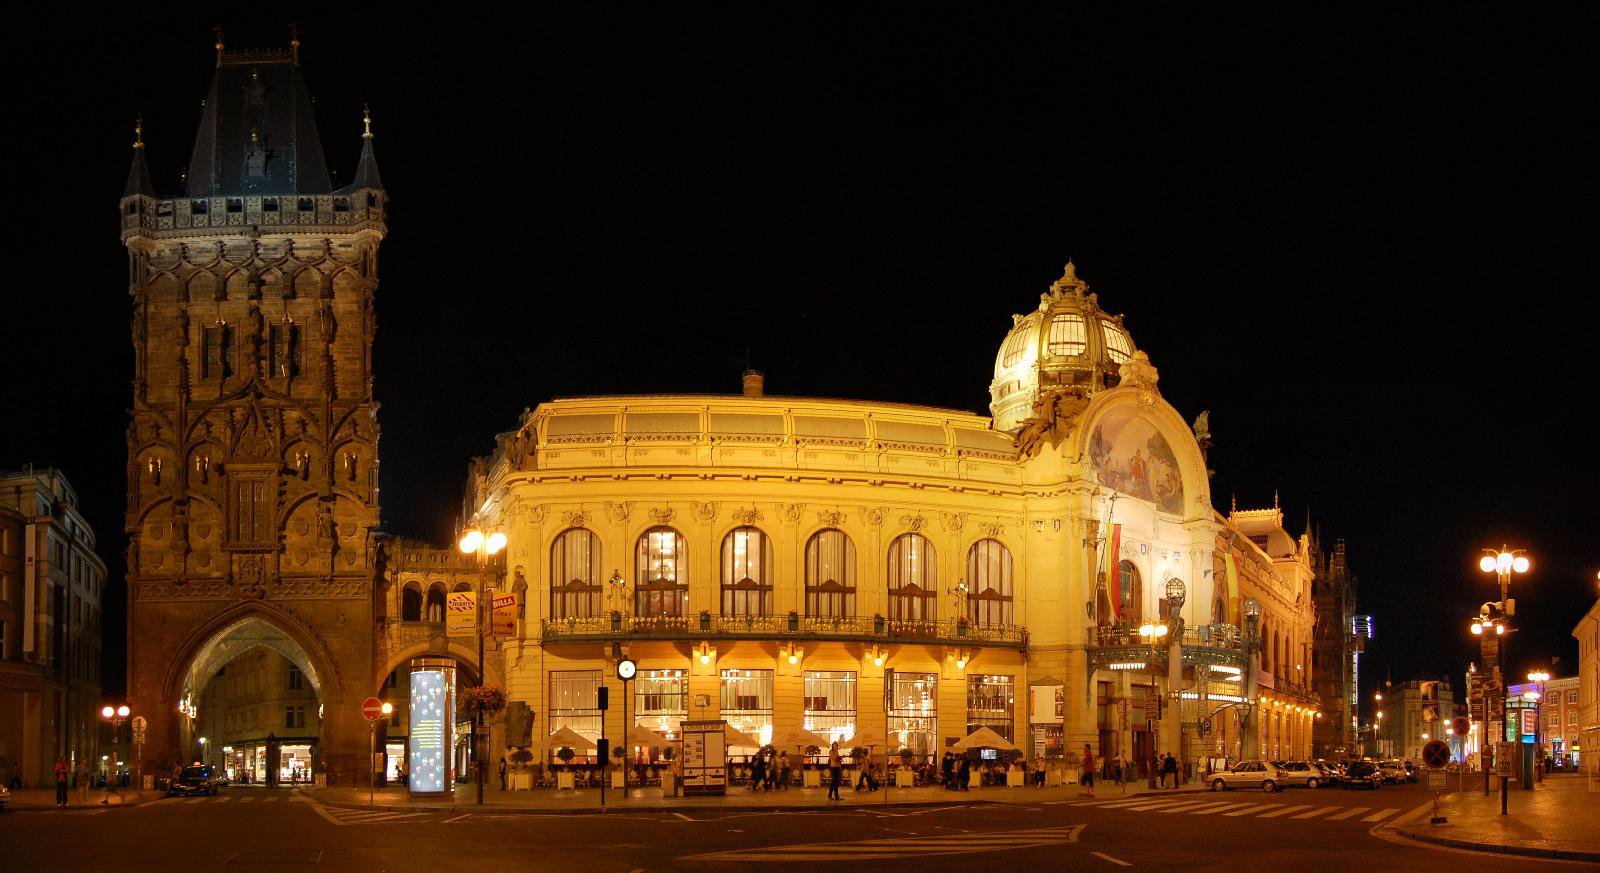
<box><xmin>458</xmin><ymin>523</ymin><xmax>507</xmax><ymax>806</ymax></box>
<box><xmin>1472</xmin><ymin>547</ymin><xmax>1530</xmax><ymax>812</ymax></box>
<box><xmin>1527</xmin><ymin>670</ymin><xmax>1549</xmax><ymax>782</ymax></box>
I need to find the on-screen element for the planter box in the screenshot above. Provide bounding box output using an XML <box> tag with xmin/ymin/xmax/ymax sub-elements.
<box><xmin>803</xmin><ymin>769</ymin><xmax>821</xmax><ymax>788</ymax></box>
<box><xmin>1007</xmin><ymin>770</ymin><xmax>1025</xmax><ymax>787</ymax></box>
<box><xmin>968</xmin><ymin>770</ymin><xmax>981</xmax><ymax>789</ymax></box>
<box><xmin>557</xmin><ymin>771</ymin><xmax>576</xmax><ymax>790</ymax></box>
<box><xmin>612</xmin><ymin>769</ymin><xmax>626</xmax><ymax>789</ymax></box>
<box><xmin>662</xmin><ymin>772</ymin><xmax>677</xmax><ymax>796</ymax></box>
<box><xmin>892</xmin><ymin>768</ymin><xmax>912</xmax><ymax>787</ymax></box>
<box><xmin>510</xmin><ymin>771</ymin><xmax>534</xmax><ymax>791</ymax></box>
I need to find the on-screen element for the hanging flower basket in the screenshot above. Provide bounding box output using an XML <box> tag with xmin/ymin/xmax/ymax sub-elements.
<box><xmin>459</xmin><ymin>685</ymin><xmax>509</xmax><ymax>720</ymax></box>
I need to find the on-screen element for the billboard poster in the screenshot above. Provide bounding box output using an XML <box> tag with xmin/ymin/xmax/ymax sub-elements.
<box><xmin>491</xmin><ymin>593</ymin><xmax>517</xmax><ymax>636</ymax></box>
<box><xmin>1030</xmin><ymin>685</ymin><xmax>1064</xmax><ymax>725</ymax></box>
<box><xmin>408</xmin><ymin>667</ymin><xmax>455</xmax><ymax>796</ymax></box>
<box><xmin>446</xmin><ymin>591</ymin><xmax>477</xmax><ymax>636</ymax></box>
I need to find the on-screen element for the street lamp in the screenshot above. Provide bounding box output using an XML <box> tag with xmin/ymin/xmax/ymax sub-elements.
<box><xmin>100</xmin><ymin>704</ymin><xmax>130</xmax><ymax>796</ymax></box>
<box><xmin>1477</xmin><ymin>546</ymin><xmax>1529</xmax><ymax>813</ymax></box>
<box><xmin>459</xmin><ymin>521</ymin><xmax>507</xmax><ymax>806</ymax></box>
<box><xmin>1527</xmin><ymin>670</ymin><xmax>1549</xmax><ymax>782</ymax></box>
<box><xmin>198</xmin><ymin>736</ymin><xmax>208</xmax><ymax>768</ymax></box>
<box><xmin>1138</xmin><ymin>619</ymin><xmax>1169</xmax><ymax>788</ymax></box>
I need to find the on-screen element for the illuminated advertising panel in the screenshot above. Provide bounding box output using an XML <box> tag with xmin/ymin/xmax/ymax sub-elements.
<box><xmin>409</xmin><ymin>660</ymin><xmax>456</xmax><ymax>797</ymax></box>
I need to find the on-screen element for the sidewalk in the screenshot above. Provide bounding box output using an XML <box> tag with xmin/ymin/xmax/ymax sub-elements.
<box><xmin>1392</xmin><ymin>774</ymin><xmax>1600</xmax><ymax>862</ymax></box>
<box><xmin>314</xmin><ymin>776</ymin><xmax>1206</xmax><ymax>815</ymax></box>
<box><xmin>2</xmin><ymin>787</ymin><xmax>152</xmax><ymax>813</ymax></box>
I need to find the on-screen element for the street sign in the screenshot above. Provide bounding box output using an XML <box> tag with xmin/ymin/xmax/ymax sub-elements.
<box><xmin>1427</xmin><ymin>769</ymin><xmax>1446</xmax><ymax>790</ymax></box>
<box><xmin>1451</xmin><ymin>716</ymin><xmax>1470</xmax><ymax>738</ymax></box>
<box><xmin>490</xmin><ymin>593</ymin><xmax>517</xmax><ymax>636</ymax></box>
<box><xmin>1495</xmin><ymin>742</ymin><xmax>1514</xmax><ymax>777</ymax></box>
<box><xmin>361</xmin><ymin>697</ymin><xmax>386</xmax><ymax>722</ymax></box>
<box><xmin>446</xmin><ymin>591</ymin><xmax>477</xmax><ymax>635</ymax></box>
<box><xmin>1422</xmin><ymin>739</ymin><xmax>1451</xmax><ymax>769</ymax></box>
<box><xmin>131</xmin><ymin>715</ymin><xmax>147</xmax><ymax>732</ymax></box>
<box><xmin>132</xmin><ymin>730</ymin><xmax>146</xmax><ymax>745</ymax></box>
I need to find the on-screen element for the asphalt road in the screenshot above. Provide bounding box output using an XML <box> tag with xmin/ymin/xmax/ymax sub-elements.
<box><xmin>0</xmin><ymin>782</ymin><xmax>1585</xmax><ymax>871</ymax></box>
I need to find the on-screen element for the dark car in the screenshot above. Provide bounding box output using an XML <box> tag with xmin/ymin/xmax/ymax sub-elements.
<box><xmin>166</xmin><ymin>766</ymin><xmax>217</xmax><ymax>797</ymax></box>
<box><xmin>1402</xmin><ymin>761</ymin><xmax>1418</xmax><ymax>783</ymax></box>
<box><xmin>1341</xmin><ymin>760</ymin><xmax>1381</xmax><ymax>789</ymax></box>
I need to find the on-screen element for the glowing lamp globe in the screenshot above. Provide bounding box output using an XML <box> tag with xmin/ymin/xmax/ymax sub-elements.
<box><xmin>117</xmin><ymin>705</ymin><xmax>130</xmax><ymax>718</ymax></box>
<box><xmin>1479</xmin><ymin>556</ymin><xmax>1497</xmax><ymax>573</ymax></box>
<box><xmin>101</xmin><ymin>705</ymin><xmax>115</xmax><ymax>719</ymax></box>
<box><xmin>485</xmin><ymin>531</ymin><xmax>508</xmax><ymax>554</ymax></box>
<box><xmin>1512</xmin><ymin>555</ymin><xmax>1530</xmax><ymax>574</ymax></box>
<box><xmin>458</xmin><ymin>529</ymin><xmax>484</xmax><ymax>554</ymax></box>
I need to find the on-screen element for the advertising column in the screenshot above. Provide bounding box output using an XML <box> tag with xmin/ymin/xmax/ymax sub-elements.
<box><xmin>409</xmin><ymin>658</ymin><xmax>457</xmax><ymax>799</ymax></box>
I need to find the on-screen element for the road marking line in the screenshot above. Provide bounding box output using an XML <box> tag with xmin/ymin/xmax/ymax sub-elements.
<box><xmin>215</xmin><ymin>797</ymin><xmax>231</xmax><ymax>802</ymax></box>
<box><xmin>1362</xmin><ymin>808</ymin><xmax>1399</xmax><ymax>822</ymax></box>
<box><xmin>237</xmin><ymin>797</ymin><xmax>254</xmax><ymax>803</ymax></box>
<box><xmin>302</xmin><ymin>797</ymin><xmax>347</xmax><ymax>827</ymax></box>
<box><xmin>1153</xmin><ymin>801</ymin><xmax>1224</xmax><ymax>813</ymax></box>
<box><xmin>672</xmin><ymin>812</ymin><xmax>694</xmax><ymax>821</ymax></box>
<box><xmin>1121</xmin><ymin>799</ymin><xmax>1202</xmax><ymax>811</ymax></box>
<box><xmin>1091</xmin><ymin>851</ymin><xmax>1133</xmax><ymax>867</ymax></box>
<box><xmin>680</xmin><ymin>824</ymin><xmax>1083</xmax><ymax>862</ymax></box>
<box><xmin>1171</xmin><ymin>802</ymin><xmax>1238</xmax><ymax>814</ymax></box>
<box><xmin>1191</xmin><ymin>802</ymin><xmax>1255</xmax><ymax>815</ymax></box>
<box><xmin>1223</xmin><ymin>804</ymin><xmax>1279</xmax><ymax>816</ymax></box>
<box><xmin>1256</xmin><ymin>804</ymin><xmax>1313</xmax><ymax>818</ymax></box>
<box><xmin>1291</xmin><ymin>806</ymin><xmax>1339</xmax><ymax>819</ymax></box>
<box><xmin>443</xmin><ymin>814</ymin><xmax>472</xmax><ymax>823</ymax></box>
<box><xmin>1325</xmin><ymin>806</ymin><xmax>1370</xmax><ymax>821</ymax></box>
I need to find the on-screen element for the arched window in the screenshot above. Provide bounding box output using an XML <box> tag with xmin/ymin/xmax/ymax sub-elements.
<box><xmin>635</xmin><ymin>527</ymin><xmax>688</xmax><ymax>617</ymax></box>
<box><xmin>452</xmin><ymin>581</ymin><xmax>472</xmax><ymax>593</ymax></box>
<box><xmin>401</xmin><ymin>583</ymin><xmax>422</xmax><ymax>622</ymax></box>
<box><xmin>720</xmin><ymin>527</ymin><xmax>773</xmax><ymax>617</ymax></box>
<box><xmin>966</xmin><ymin>539</ymin><xmax>1013</xmax><ymax>627</ymax></box>
<box><xmin>1119</xmin><ymin>560</ymin><xmax>1142</xmax><ymax>624</ymax></box>
<box><xmin>550</xmin><ymin>528</ymin><xmax>602</xmax><ymax>619</ymax></box>
<box><xmin>1212</xmin><ymin>587</ymin><xmax>1228</xmax><ymax>624</ymax></box>
<box><xmin>425</xmin><ymin>584</ymin><xmax>446</xmax><ymax>622</ymax></box>
<box><xmin>887</xmin><ymin>533</ymin><xmax>937</xmax><ymax>622</ymax></box>
<box><xmin>805</xmin><ymin>529</ymin><xmax>856</xmax><ymax>619</ymax></box>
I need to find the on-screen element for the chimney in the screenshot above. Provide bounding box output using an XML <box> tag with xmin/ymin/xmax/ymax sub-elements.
<box><xmin>742</xmin><ymin>370</ymin><xmax>765</xmax><ymax>397</ymax></box>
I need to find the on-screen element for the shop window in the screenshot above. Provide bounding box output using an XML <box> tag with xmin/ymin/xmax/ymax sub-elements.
<box><xmin>887</xmin><ymin>533</ymin><xmax>937</xmax><ymax>622</ymax></box>
<box><xmin>887</xmin><ymin>671</ymin><xmax>937</xmax><ymax>762</ymax></box>
<box><xmin>805</xmin><ymin>529</ymin><xmax>856</xmax><ymax>619</ymax></box>
<box><xmin>635</xmin><ymin>669</ymin><xmax>687</xmax><ymax>737</ymax></box>
<box><xmin>549</xmin><ymin>670</ymin><xmax>603</xmax><ymax>752</ymax></box>
<box><xmin>635</xmin><ymin>527</ymin><xmax>687</xmax><ymax>618</ymax></box>
<box><xmin>804</xmin><ymin>670</ymin><xmax>857</xmax><ymax>747</ymax></box>
<box><xmin>550</xmin><ymin>528</ymin><xmax>602</xmax><ymax>619</ymax></box>
<box><xmin>720</xmin><ymin>668</ymin><xmax>774</xmax><ymax>748</ymax></box>
<box><xmin>720</xmin><ymin>526</ymin><xmax>773</xmax><ymax>617</ymax></box>
<box><xmin>966</xmin><ymin>539</ymin><xmax>1013</xmax><ymax>626</ymax></box>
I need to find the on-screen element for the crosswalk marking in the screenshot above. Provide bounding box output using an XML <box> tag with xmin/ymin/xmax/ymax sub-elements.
<box><xmin>1153</xmin><ymin>801</ymin><xmax>1226</xmax><ymax>813</ymax></box>
<box><xmin>681</xmin><ymin>825</ymin><xmax>1084</xmax><ymax>862</ymax></box>
<box><xmin>1361</xmin><ymin>808</ymin><xmax>1399</xmax><ymax>822</ymax></box>
<box><xmin>1290</xmin><ymin>806</ymin><xmax>1338</xmax><ymax>820</ymax></box>
<box><xmin>1121</xmin><ymin>799</ymin><xmax>1203</xmax><ymax>811</ymax></box>
<box><xmin>1255</xmin><ymin>804</ymin><xmax>1313</xmax><ymax>818</ymax></box>
<box><xmin>237</xmin><ymin>797</ymin><xmax>253</xmax><ymax>803</ymax></box>
<box><xmin>1169</xmin><ymin>802</ymin><xmax>1239</xmax><ymax>815</ymax></box>
<box><xmin>1223</xmin><ymin>803</ymin><xmax>1281</xmax><ymax>816</ymax></box>
<box><xmin>1193</xmin><ymin>802</ymin><xmax>1256</xmax><ymax>815</ymax></box>
<box><xmin>1325</xmin><ymin>806</ymin><xmax>1370</xmax><ymax>821</ymax></box>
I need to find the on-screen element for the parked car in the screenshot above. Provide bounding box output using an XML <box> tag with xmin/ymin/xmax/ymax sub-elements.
<box><xmin>0</xmin><ymin>784</ymin><xmax>10</xmax><ymax>808</ymax></box>
<box><xmin>1342</xmin><ymin>760</ymin><xmax>1382</xmax><ymax>789</ymax></box>
<box><xmin>1377</xmin><ymin>760</ymin><xmax>1405</xmax><ymax>784</ymax></box>
<box><xmin>1402</xmin><ymin>761</ymin><xmax>1418</xmax><ymax>783</ymax></box>
<box><xmin>1209</xmin><ymin>760</ymin><xmax>1284</xmax><ymax>792</ymax></box>
<box><xmin>1312</xmin><ymin>760</ymin><xmax>1343</xmax><ymax>786</ymax></box>
<box><xmin>166</xmin><ymin>765</ymin><xmax>217</xmax><ymax>797</ymax></box>
<box><xmin>1276</xmin><ymin>761</ymin><xmax>1326</xmax><ymax>789</ymax></box>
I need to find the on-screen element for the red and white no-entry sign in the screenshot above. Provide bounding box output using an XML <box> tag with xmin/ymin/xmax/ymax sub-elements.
<box><xmin>361</xmin><ymin>697</ymin><xmax>386</xmax><ymax>722</ymax></box>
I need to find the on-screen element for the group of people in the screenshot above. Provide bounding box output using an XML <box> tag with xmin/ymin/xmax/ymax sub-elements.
<box><xmin>51</xmin><ymin>756</ymin><xmax>115</xmax><ymax>808</ymax></box>
<box><xmin>747</xmin><ymin>746</ymin><xmax>793</xmax><ymax>791</ymax></box>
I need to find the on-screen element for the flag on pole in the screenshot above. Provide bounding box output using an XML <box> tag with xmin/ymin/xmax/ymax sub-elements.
<box><xmin>1223</xmin><ymin>552</ymin><xmax>1241</xmax><ymax>626</ymax></box>
<box><xmin>1106</xmin><ymin>524</ymin><xmax>1123</xmax><ymax>620</ymax></box>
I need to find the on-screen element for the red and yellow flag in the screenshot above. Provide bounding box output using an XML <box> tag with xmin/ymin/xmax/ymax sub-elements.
<box><xmin>1105</xmin><ymin>524</ymin><xmax>1122</xmax><ymax>620</ymax></box>
<box><xmin>1223</xmin><ymin>552</ymin><xmax>1241</xmax><ymax>626</ymax></box>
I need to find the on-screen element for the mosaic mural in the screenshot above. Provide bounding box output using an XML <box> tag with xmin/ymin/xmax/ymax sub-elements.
<box><xmin>1087</xmin><ymin>412</ymin><xmax>1185</xmax><ymax>514</ymax></box>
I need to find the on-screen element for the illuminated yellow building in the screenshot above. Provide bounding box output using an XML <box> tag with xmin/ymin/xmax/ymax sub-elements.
<box><xmin>461</xmin><ymin>263</ymin><xmax>1319</xmax><ymax>776</ymax></box>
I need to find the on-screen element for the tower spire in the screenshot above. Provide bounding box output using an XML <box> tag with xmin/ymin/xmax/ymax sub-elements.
<box><xmin>213</xmin><ymin>25</ymin><xmax>225</xmax><ymax>66</ymax></box>
<box><xmin>124</xmin><ymin>115</ymin><xmax>154</xmax><ymax>197</ymax></box>
<box><xmin>290</xmin><ymin>22</ymin><xmax>301</xmax><ymax>63</ymax></box>
<box><xmin>343</xmin><ymin>103</ymin><xmax>384</xmax><ymax>192</ymax></box>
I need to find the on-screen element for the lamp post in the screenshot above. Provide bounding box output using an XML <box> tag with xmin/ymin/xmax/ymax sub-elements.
<box><xmin>198</xmin><ymin>736</ymin><xmax>208</xmax><ymax>769</ymax></box>
<box><xmin>370</xmin><ymin>702</ymin><xmax>392</xmax><ymax>803</ymax></box>
<box><xmin>1527</xmin><ymin>670</ymin><xmax>1549</xmax><ymax>783</ymax></box>
<box><xmin>1138</xmin><ymin>619</ymin><xmax>1169</xmax><ymax>788</ymax></box>
<box><xmin>1477</xmin><ymin>546</ymin><xmax>1529</xmax><ymax>813</ymax></box>
<box><xmin>459</xmin><ymin>523</ymin><xmax>508</xmax><ymax>807</ymax></box>
<box><xmin>100</xmin><ymin>704</ymin><xmax>130</xmax><ymax>799</ymax></box>
<box><xmin>1241</xmin><ymin>598</ymin><xmax>1262</xmax><ymax>763</ymax></box>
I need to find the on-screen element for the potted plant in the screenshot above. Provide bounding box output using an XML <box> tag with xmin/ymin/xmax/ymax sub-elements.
<box><xmin>509</xmin><ymin>746</ymin><xmax>535</xmax><ymax>790</ymax></box>
<box><xmin>611</xmin><ymin>746</ymin><xmax>627</xmax><ymax>788</ymax></box>
<box><xmin>894</xmin><ymin>747</ymin><xmax>915</xmax><ymax>786</ymax></box>
<box><xmin>555</xmin><ymin>745</ymin><xmax>576</xmax><ymax>790</ymax></box>
<box><xmin>661</xmin><ymin>746</ymin><xmax>678</xmax><ymax>796</ymax></box>
<box><xmin>699</xmin><ymin>610</ymin><xmax>711</xmax><ymax>631</ymax></box>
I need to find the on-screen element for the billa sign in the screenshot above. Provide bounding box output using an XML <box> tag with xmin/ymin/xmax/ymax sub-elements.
<box><xmin>446</xmin><ymin>591</ymin><xmax>477</xmax><ymax>635</ymax></box>
<box><xmin>491</xmin><ymin>593</ymin><xmax>517</xmax><ymax>636</ymax></box>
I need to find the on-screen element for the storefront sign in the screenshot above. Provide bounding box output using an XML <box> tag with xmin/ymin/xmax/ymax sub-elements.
<box><xmin>1494</xmin><ymin>742</ymin><xmax>1514</xmax><ymax>777</ymax></box>
<box><xmin>680</xmin><ymin>720</ymin><xmax>727</xmax><ymax>796</ymax></box>
<box><xmin>491</xmin><ymin>593</ymin><xmax>517</xmax><ymax>636</ymax></box>
<box><xmin>446</xmin><ymin>591</ymin><xmax>477</xmax><ymax>635</ymax></box>
<box><xmin>408</xmin><ymin>665</ymin><xmax>455</xmax><ymax>796</ymax></box>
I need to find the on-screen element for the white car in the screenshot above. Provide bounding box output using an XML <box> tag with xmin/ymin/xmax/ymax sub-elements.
<box><xmin>1377</xmin><ymin>761</ymin><xmax>1406</xmax><ymax>784</ymax></box>
<box><xmin>1276</xmin><ymin>761</ymin><xmax>1326</xmax><ymax>788</ymax></box>
<box><xmin>1210</xmin><ymin>760</ymin><xmax>1284</xmax><ymax>792</ymax></box>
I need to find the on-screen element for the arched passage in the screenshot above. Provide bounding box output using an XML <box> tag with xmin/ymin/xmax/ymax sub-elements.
<box><xmin>372</xmin><ymin>642</ymin><xmax>482</xmax><ymax>785</ymax></box>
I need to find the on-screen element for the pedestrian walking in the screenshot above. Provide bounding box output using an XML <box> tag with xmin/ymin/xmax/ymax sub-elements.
<box><xmin>53</xmin><ymin>756</ymin><xmax>70</xmax><ymax>807</ymax></box>
<box><xmin>956</xmin><ymin>754</ymin><xmax>970</xmax><ymax>791</ymax></box>
<box><xmin>498</xmin><ymin>757</ymin><xmax>508</xmax><ymax>791</ymax></box>
<box><xmin>1115</xmin><ymin>752</ymin><xmax>1128</xmax><ymax>793</ymax></box>
<box><xmin>827</xmin><ymin>741</ymin><xmax>843</xmax><ymax>800</ymax></box>
<box><xmin>75</xmin><ymin>757</ymin><xmax>91</xmax><ymax>804</ymax></box>
<box><xmin>776</xmin><ymin>751</ymin><xmax>789</xmax><ymax>790</ymax></box>
<box><xmin>749</xmin><ymin>749</ymin><xmax>765</xmax><ymax>791</ymax></box>
<box><xmin>1079</xmin><ymin>745</ymin><xmax>1096</xmax><ymax>798</ymax></box>
<box><xmin>1162</xmin><ymin>752</ymin><xmax>1179</xmax><ymax>789</ymax></box>
<box><xmin>941</xmin><ymin>752</ymin><xmax>954</xmax><ymax>791</ymax></box>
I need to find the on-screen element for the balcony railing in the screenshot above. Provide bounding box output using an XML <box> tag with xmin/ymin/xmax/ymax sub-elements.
<box><xmin>540</xmin><ymin>612</ymin><xmax>1028</xmax><ymax>648</ymax></box>
<box><xmin>1085</xmin><ymin>622</ymin><xmax>1249</xmax><ymax>671</ymax></box>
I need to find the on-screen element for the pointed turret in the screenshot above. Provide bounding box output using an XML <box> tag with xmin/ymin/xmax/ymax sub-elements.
<box><xmin>124</xmin><ymin>116</ymin><xmax>155</xmax><ymax>197</ymax></box>
<box><xmin>185</xmin><ymin>45</ymin><xmax>332</xmax><ymax>197</ymax></box>
<box><xmin>342</xmin><ymin>104</ymin><xmax>384</xmax><ymax>192</ymax></box>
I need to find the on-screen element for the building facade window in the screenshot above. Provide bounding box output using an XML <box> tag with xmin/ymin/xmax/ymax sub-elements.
<box><xmin>1119</xmin><ymin>560</ymin><xmax>1142</xmax><ymax>624</ymax></box>
<box><xmin>401</xmin><ymin>584</ymin><xmax>422</xmax><ymax>621</ymax></box>
<box><xmin>888</xmin><ymin>671</ymin><xmax>937</xmax><ymax>761</ymax></box>
<box><xmin>635</xmin><ymin>669</ymin><xmax>687</xmax><ymax>736</ymax></box>
<box><xmin>425</xmin><ymin>585</ymin><xmax>446</xmax><ymax>622</ymax></box>
<box><xmin>967</xmin><ymin>674</ymin><xmax>1015</xmax><ymax>742</ymax></box>
<box><xmin>887</xmin><ymin>533</ymin><xmax>937</xmax><ymax>622</ymax></box>
<box><xmin>288</xmin><ymin>666</ymin><xmax>303</xmax><ymax>690</ymax></box>
<box><xmin>284</xmin><ymin>705</ymin><xmax>305</xmax><ymax>728</ymax></box>
<box><xmin>635</xmin><ymin>527</ymin><xmax>688</xmax><ymax>617</ymax></box>
<box><xmin>550</xmin><ymin>528</ymin><xmax>602</xmax><ymax>619</ymax></box>
<box><xmin>805</xmin><ymin>529</ymin><xmax>856</xmax><ymax>618</ymax></box>
<box><xmin>1047</xmin><ymin>313</ymin><xmax>1088</xmax><ymax>356</ymax></box>
<box><xmin>549</xmin><ymin>670</ymin><xmax>604</xmax><ymax>746</ymax></box>
<box><xmin>804</xmin><ymin>670</ymin><xmax>857</xmax><ymax>745</ymax></box>
<box><xmin>720</xmin><ymin>526</ymin><xmax>773</xmax><ymax>617</ymax></box>
<box><xmin>966</xmin><ymin>539</ymin><xmax>1013</xmax><ymax>626</ymax></box>
<box><xmin>720</xmin><ymin>668</ymin><xmax>774</xmax><ymax>748</ymax></box>
<box><xmin>230</xmin><ymin>477</ymin><xmax>273</xmax><ymax>546</ymax></box>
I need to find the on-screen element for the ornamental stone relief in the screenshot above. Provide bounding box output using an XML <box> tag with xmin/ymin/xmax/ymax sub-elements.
<box><xmin>561</xmin><ymin>510</ymin><xmax>590</xmax><ymax>528</ymax></box>
<box><xmin>692</xmin><ymin>502</ymin><xmax>718</xmax><ymax>523</ymax></box>
<box><xmin>899</xmin><ymin>513</ymin><xmax>927</xmax><ymax>532</ymax></box>
<box><xmin>863</xmin><ymin>507</ymin><xmax>886</xmax><ymax>527</ymax></box>
<box><xmin>731</xmin><ymin>507</ymin><xmax>764</xmax><ymax>525</ymax></box>
<box><xmin>940</xmin><ymin>512</ymin><xmax>968</xmax><ymax>533</ymax></box>
<box><xmin>647</xmin><ymin>507</ymin><xmax>675</xmax><ymax>525</ymax></box>
<box><xmin>977</xmin><ymin>521</ymin><xmax>1004</xmax><ymax>539</ymax></box>
<box><xmin>777</xmin><ymin>503</ymin><xmax>804</xmax><ymax>524</ymax></box>
<box><xmin>607</xmin><ymin>501</ymin><xmax>632</xmax><ymax>523</ymax></box>
<box><xmin>816</xmin><ymin>510</ymin><xmax>847</xmax><ymax>528</ymax></box>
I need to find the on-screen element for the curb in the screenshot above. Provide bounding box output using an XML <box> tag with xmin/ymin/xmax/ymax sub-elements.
<box><xmin>1</xmin><ymin>799</ymin><xmax>149</xmax><ymax>814</ymax></box>
<box><xmin>318</xmin><ymin>787</ymin><xmax>1210</xmax><ymax>816</ymax></box>
<box><xmin>1394</xmin><ymin>828</ymin><xmax>1600</xmax><ymax>863</ymax></box>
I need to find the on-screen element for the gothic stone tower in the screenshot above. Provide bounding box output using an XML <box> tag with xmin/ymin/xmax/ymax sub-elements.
<box><xmin>119</xmin><ymin>43</ymin><xmax>386</xmax><ymax>781</ymax></box>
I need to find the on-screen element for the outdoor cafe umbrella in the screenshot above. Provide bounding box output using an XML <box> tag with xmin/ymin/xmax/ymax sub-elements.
<box><xmin>625</xmin><ymin>724</ymin><xmax>668</xmax><ymax>749</ymax></box>
<box><xmin>772</xmin><ymin>727</ymin><xmax>830</xmax><ymax>753</ymax></box>
<box><xmin>846</xmin><ymin>730</ymin><xmax>887</xmax><ymax>750</ymax></box>
<box><xmin>723</xmin><ymin>725</ymin><xmax>762</xmax><ymax>750</ymax></box>
<box><xmin>545</xmin><ymin>726</ymin><xmax>597</xmax><ymax>752</ymax></box>
<box><xmin>951</xmin><ymin>726</ymin><xmax>1016</xmax><ymax>752</ymax></box>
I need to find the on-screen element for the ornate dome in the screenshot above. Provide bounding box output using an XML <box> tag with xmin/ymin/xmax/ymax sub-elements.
<box><xmin>989</xmin><ymin>262</ymin><xmax>1138</xmax><ymax>432</ymax></box>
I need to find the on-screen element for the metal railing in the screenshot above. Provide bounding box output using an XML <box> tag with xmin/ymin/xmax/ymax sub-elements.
<box><xmin>1085</xmin><ymin>622</ymin><xmax>1249</xmax><ymax>671</ymax></box>
<box><xmin>540</xmin><ymin>612</ymin><xmax>1027</xmax><ymax>648</ymax></box>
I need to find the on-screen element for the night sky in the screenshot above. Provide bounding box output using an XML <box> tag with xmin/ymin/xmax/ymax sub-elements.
<box><xmin>5</xmin><ymin>13</ymin><xmax>1593</xmax><ymax>702</ymax></box>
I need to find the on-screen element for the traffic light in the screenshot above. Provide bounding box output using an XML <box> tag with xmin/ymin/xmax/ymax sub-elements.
<box><xmin>598</xmin><ymin>686</ymin><xmax>609</xmax><ymax>711</ymax></box>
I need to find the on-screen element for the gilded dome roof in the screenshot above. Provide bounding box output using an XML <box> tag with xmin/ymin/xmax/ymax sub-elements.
<box><xmin>988</xmin><ymin>262</ymin><xmax>1137</xmax><ymax>432</ymax></box>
